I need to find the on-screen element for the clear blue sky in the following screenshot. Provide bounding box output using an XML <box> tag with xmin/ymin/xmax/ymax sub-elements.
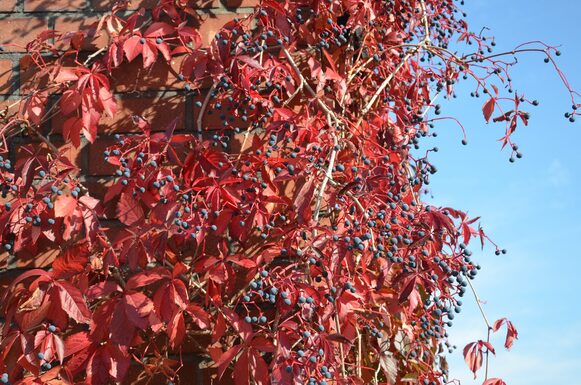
<box><xmin>424</xmin><ymin>1</ymin><xmax>581</xmax><ymax>384</ymax></box>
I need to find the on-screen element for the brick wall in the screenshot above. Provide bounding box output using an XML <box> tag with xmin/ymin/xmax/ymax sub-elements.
<box><xmin>0</xmin><ymin>0</ymin><xmax>256</xmax><ymax>383</ymax></box>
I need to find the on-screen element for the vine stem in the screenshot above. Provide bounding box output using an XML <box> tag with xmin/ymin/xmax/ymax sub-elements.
<box><xmin>82</xmin><ymin>47</ymin><xmax>106</xmax><ymax>66</ymax></box>
<box><xmin>466</xmin><ymin>278</ymin><xmax>493</xmax><ymax>380</ymax></box>
<box><xmin>354</xmin><ymin>0</ymin><xmax>431</xmax><ymax>130</ymax></box>
<box><xmin>466</xmin><ymin>279</ymin><xmax>491</xmax><ymax>329</ymax></box>
<box><xmin>196</xmin><ymin>82</ymin><xmax>217</xmax><ymax>133</ymax></box>
<box><xmin>312</xmin><ymin>129</ymin><xmax>338</xmax><ymax>224</ymax></box>
<box><xmin>282</xmin><ymin>44</ymin><xmax>348</xmax><ymax>378</ymax></box>
<box><xmin>280</xmin><ymin>46</ymin><xmax>341</xmax><ymax>125</ymax></box>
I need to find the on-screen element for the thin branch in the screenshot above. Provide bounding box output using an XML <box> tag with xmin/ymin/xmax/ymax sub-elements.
<box><xmin>419</xmin><ymin>0</ymin><xmax>431</xmax><ymax>45</ymax></box>
<box><xmin>82</xmin><ymin>47</ymin><xmax>107</xmax><ymax>67</ymax></box>
<box><xmin>312</xmin><ymin>128</ymin><xmax>338</xmax><ymax>224</ymax></box>
<box><xmin>466</xmin><ymin>278</ymin><xmax>491</xmax><ymax>328</ymax></box>
<box><xmin>466</xmin><ymin>278</ymin><xmax>492</xmax><ymax>380</ymax></box>
<box><xmin>280</xmin><ymin>46</ymin><xmax>341</xmax><ymax>125</ymax></box>
<box><xmin>196</xmin><ymin>82</ymin><xmax>217</xmax><ymax>133</ymax></box>
<box><xmin>283</xmin><ymin>78</ymin><xmax>304</xmax><ymax>107</ymax></box>
<box><xmin>355</xmin><ymin>5</ymin><xmax>432</xmax><ymax>130</ymax></box>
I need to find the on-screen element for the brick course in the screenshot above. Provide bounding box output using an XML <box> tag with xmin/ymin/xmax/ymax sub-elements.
<box><xmin>24</xmin><ymin>0</ymin><xmax>89</xmax><ymax>11</ymax></box>
<box><xmin>0</xmin><ymin>17</ymin><xmax>48</xmax><ymax>52</ymax></box>
<box><xmin>0</xmin><ymin>0</ymin><xmax>17</xmax><ymax>12</ymax></box>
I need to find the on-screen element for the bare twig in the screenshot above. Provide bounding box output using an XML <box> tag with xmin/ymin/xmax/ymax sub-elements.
<box><xmin>355</xmin><ymin>3</ymin><xmax>432</xmax><ymax>130</ymax></box>
<box><xmin>196</xmin><ymin>82</ymin><xmax>217</xmax><ymax>132</ymax></box>
<box><xmin>466</xmin><ymin>278</ymin><xmax>493</xmax><ymax>380</ymax></box>
<box><xmin>82</xmin><ymin>47</ymin><xmax>107</xmax><ymax>67</ymax></box>
<box><xmin>283</xmin><ymin>78</ymin><xmax>304</xmax><ymax>107</ymax></box>
<box><xmin>313</xmin><ymin>128</ymin><xmax>338</xmax><ymax>224</ymax></box>
<box><xmin>280</xmin><ymin>46</ymin><xmax>341</xmax><ymax>125</ymax></box>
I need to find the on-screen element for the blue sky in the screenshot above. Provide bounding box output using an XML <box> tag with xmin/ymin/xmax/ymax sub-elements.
<box><xmin>423</xmin><ymin>1</ymin><xmax>581</xmax><ymax>384</ymax></box>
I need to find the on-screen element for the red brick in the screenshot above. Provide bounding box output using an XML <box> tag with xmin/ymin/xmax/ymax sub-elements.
<box><xmin>123</xmin><ymin>356</ymin><xmax>200</xmax><ymax>384</ymax></box>
<box><xmin>230</xmin><ymin>131</ymin><xmax>258</xmax><ymax>154</ymax></box>
<box><xmin>52</xmin><ymin>94</ymin><xmax>186</xmax><ymax>135</ymax></box>
<box><xmin>54</xmin><ymin>16</ymin><xmax>109</xmax><ymax>51</ymax></box>
<box><xmin>14</xmin><ymin>139</ymin><xmax>84</xmax><ymax>170</ymax></box>
<box><xmin>92</xmin><ymin>0</ymin><xmax>157</xmax><ymax>11</ymax></box>
<box><xmin>100</xmin><ymin>95</ymin><xmax>186</xmax><ymax>133</ymax></box>
<box><xmin>92</xmin><ymin>0</ymin><xmax>256</xmax><ymax>10</ymax></box>
<box><xmin>0</xmin><ymin>99</ymin><xmax>17</xmax><ymax>123</ymax></box>
<box><xmin>195</xmin><ymin>13</ymin><xmax>245</xmax><ymax>47</ymax></box>
<box><xmin>84</xmin><ymin>177</ymin><xmax>114</xmax><ymax>201</ymax></box>
<box><xmin>112</xmin><ymin>57</ymin><xmax>183</xmax><ymax>92</ymax></box>
<box><xmin>20</xmin><ymin>55</ymin><xmax>52</xmax><ymax>94</ymax></box>
<box><xmin>13</xmin><ymin>248</ymin><xmax>58</xmax><ymax>268</ymax></box>
<box><xmin>224</xmin><ymin>0</ymin><xmax>258</xmax><ymax>8</ymax></box>
<box><xmin>0</xmin><ymin>60</ymin><xmax>13</xmax><ymax>95</ymax></box>
<box><xmin>0</xmin><ymin>269</ymin><xmax>25</xmax><ymax>296</ymax></box>
<box><xmin>199</xmin><ymin>367</ymin><xmax>235</xmax><ymax>385</ymax></box>
<box><xmin>0</xmin><ymin>252</ymin><xmax>9</xmax><ymax>271</ymax></box>
<box><xmin>0</xmin><ymin>17</ymin><xmax>49</xmax><ymax>52</ymax></box>
<box><xmin>92</xmin><ymin>0</ymin><xmax>255</xmax><ymax>10</ymax></box>
<box><xmin>194</xmin><ymin>91</ymin><xmax>249</xmax><ymax>131</ymax></box>
<box><xmin>24</xmin><ymin>0</ymin><xmax>88</xmax><ymax>11</ymax></box>
<box><xmin>84</xmin><ymin>177</ymin><xmax>117</xmax><ymax>218</ymax></box>
<box><xmin>0</xmin><ymin>0</ymin><xmax>17</xmax><ymax>12</ymax></box>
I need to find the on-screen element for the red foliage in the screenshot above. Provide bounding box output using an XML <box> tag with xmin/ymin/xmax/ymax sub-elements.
<box><xmin>0</xmin><ymin>0</ymin><xmax>577</xmax><ymax>384</ymax></box>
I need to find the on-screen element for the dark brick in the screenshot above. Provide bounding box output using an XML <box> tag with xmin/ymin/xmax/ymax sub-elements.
<box><xmin>0</xmin><ymin>17</ymin><xmax>49</xmax><ymax>52</ymax></box>
<box><xmin>54</xmin><ymin>16</ymin><xmax>109</xmax><ymax>51</ymax></box>
<box><xmin>0</xmin><ymin>0</ymin><xmax>17</xmax><ymax>12</ymax></box>
<box><xmin>25</xmin><ymin>0</ymin><xmax>88</xmax><ymax>11</ymax></box>
<box><xmin>0</xmin><ymin>59</ymin><xmax>14</xmax><ymax>94</ymax></box>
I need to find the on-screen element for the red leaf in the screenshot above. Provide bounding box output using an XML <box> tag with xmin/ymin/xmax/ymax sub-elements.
<box><xmin>168</xmin><ymin>311</ymin><xmax>186</xmax><ymax>349</ymax></box>
<box><xmin>123</xmin><ymin>35</ymin><xmax>142</xmax><ymax>62</ymax></box>
<box><xmin>481</xmin><ymin>340</ymin><xmax>495</xmax><ymax>355</ymax></box>
<box><xmin>216</xmin><ymin>345</ymin><xmax>242</xmax><ymax>379</ymax></box>
<box><xmin>230</xmin><ymin>258</ymin><xmax>256</xmax><ymax>269</ymax></box>
<box><xmin>213</xmin><ymin>312</ymin><xmax>226</xmax><ymax>343</ymax></box>
<box><xmin>123</xmin><ymin>292</ymin><xmax>154</xmax><ymax>329</ymax></box>
<box><xmin>463</xmin><ymin>341</ymin><xmax>483</xmax><ymax>378</ymax></box>
<box><xmin>293</xmin><ymin>178</ymin><xmax>315</xmax><ymax>225</ymax></box>
<box><xmin>142</xmin><ymin>40</ymin><xmax>158</xmax><ymax>68</ymax></box>
<box><xmin>64</xmin><ymin>331</ymin><xmax>92</xmax><ymax>357</ymax></box>
<box><xmin>98</xmin><ymin>86</ymin><xmax>117</xmax><ymax>117</ymax></box>
<box><xmin>80</xmin><ymin>195</ymin><xmax>100</xmax><ymax>210</ymax></box>
<box><xmin>221</xmin><ymin>308</ymin><xmax>252</xmax><ymax>341</ymax></box>
<box><xmin>325</xmin><ymin>333</ymin><xmax>352</xmax><ymax>344</ymax></box>
<box><xmin>116</xmin><ymin>191</ymin><xmax>144</xmax><ymax>226</ymax></box>
<box><xmin>86</xmin><ymin>280</ymin><xmax>122</xmax><ymax>300</ymax></box>
<box><xmin>186</xmin><ymin>304</ymin><xmax>210</xmax><ymax>329</ymax></box>
<box><xmin>249</xmin><ymin>337</ymin><xmax>275</xmax><ymax>353</ymax></box>
<box><xmin>144</xmin><ymin>22</ymin><xmax>175</xmax><ymax>37</ymax></box>
<box><xmin>398</xmin><ymin>276</ymin><xmax>416</xmax><ymax>303</ymax></box>
<box><xmin>482</xmin><ymin>97</ymin><xmax>496</xmax><ymax>122</ymax></box>
<box><xmin>126</xmin><ymin>268</ymin><xmax>169</xmax><ymax>289</ymax></box>
<box><xmin>483</xmin><ymin>378</ymin><xmax>506</xmax><ymax>385</ymax></box>
<box><xmin>60</xmin><ymin>89</ymin><xmax>82</xmax><ymax>115</ymax></box>
<box><xmin>322</xmin><ymin>48</ymin><xmax>339</xmax><ymax>75</ymax></box>
<box><xmin>234</xmin><ymin>350</ymin><xmax>249</xmax><ymax>385</ymax></box>
<box><xmin>24</xmin><ymin>92</ymin><xmax>47</xmax><ymax>125</ymax></box>
<box><xmin>237</xmin><ymin>55</ymin><xmax>264</xmax><ymax>70</ymax></box>
<box><xmin>492</xmin><ymin>318</ymin><xmax>518</xmax><ymax>350</ymax></box>
<box><xmin>249</xmin><ymin>350</ymin><xmax>269</xmax><ymax>385</ymax></box>
<box><xmin>62</xmin><ymin>117</ymin><xmax>83</xmax><ymax>148</ymax></box>
<box><xmin>54</xmin><ymin>68</ymin><xmax>80</xmax><ymax>83</ymax></box>
<box><xmin>54</xmin><ymin>281</ymin><xmax>92</xmax><ymax>324</ymax></box>
<box><xmin>54</xmin><ymin>194</ymin><xmax>78</xmax><ymax>218</ymax></box>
